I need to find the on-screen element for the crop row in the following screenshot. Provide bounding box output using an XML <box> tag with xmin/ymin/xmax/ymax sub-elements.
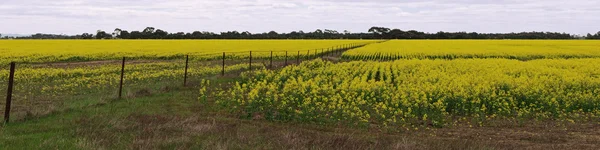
<box><xmin>213</xmin><ymin>59</ymin><xmax>600</xmax><ymax>127</ymax></box>
<box><xmin>342</xmin><ymin>40</ymin><xmax>600</xmax><ymax>61</ymax></box>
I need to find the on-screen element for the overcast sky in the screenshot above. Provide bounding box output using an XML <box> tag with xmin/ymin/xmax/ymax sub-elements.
<box><xmin>1</xmin><ymin>0</ymin><xmax>598</xmax><ymax>35</ymax></box>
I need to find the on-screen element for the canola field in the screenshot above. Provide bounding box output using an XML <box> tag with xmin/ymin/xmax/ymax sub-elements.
<box><xmin>0</xmin><ymin>40</ymin><xmax>372</xmax><ymax>64</ymax></box>
<box><xmin>214</xmin><ymin>59</ymin><xmax>600</xmax><ymax>127</ymax></box>
<box><xmin>342</xmin><ymin>40</ymin><xmax>600</xmax><ymax>60</ymax></box>
<box><xmin>2</xmin><ymin>39</ymin><xmax>600</xmax><ymax>127</ymax></box>
<box><xmin>0</xmin><ymin>39</ymin><xmax>367</xmax><ymax>121</ymax></box>
<box><xmin>210</xmin><ymin>40</ymin><xmax>600</xmax><ymax>127</ymax></box>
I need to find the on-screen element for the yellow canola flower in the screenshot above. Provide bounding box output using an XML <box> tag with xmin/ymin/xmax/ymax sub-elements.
<box><xmin>216</xmin><ymin>58</ymin><xmax>600</xmax><ymax>127</ymax></box>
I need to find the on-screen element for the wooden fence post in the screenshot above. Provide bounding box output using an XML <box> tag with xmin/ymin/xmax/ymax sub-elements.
<box><xmin>4</xmin><ymin>62</ymin><xmax>15</xmax><ymax>123</ymax></box>
<box><xmin>118</xmin><ymin>57</ymin><xmax>125</xmax><ymax>99</ymax></box>
<box><xmin>184</xmin><ymin>55</ymin><xmax>189</xmax><ymax>87</ymax></box>
<box><xmin>297</xmin><ymin>51</ymin><xmax>300</xmax><ymax>64</ymax></box>
<box><xmin>285</xmin><ymin>51</ymin><xmax>288</xmax><ymax>66</ymax></box>
<box><xmin>270</xmin><ymin>51</ymin><xmax>273</xmax><ymax>69</ymax></box>
<box><xmin>249</xmin><ymin>51</ymin><xmax>252</xmax><ymax>71</ymax></box>
<box><xmin>222</xmin><ymin>52</ymin><xmax>225</xmax><ymax>76</ymax></box>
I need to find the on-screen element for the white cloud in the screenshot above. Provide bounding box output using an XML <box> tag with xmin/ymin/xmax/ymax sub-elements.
<box><xmin>0</xmin><ymin>0</ymin><xmax>598</xmax><ymax>35</ymax></box>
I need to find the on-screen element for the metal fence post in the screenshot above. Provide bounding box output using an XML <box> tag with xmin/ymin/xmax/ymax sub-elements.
<box><xmin>4</xmin><ymin>62</ymin><xmax>15</xmax><ymax>123</ymax></box>
<box><xmin>118</xmin><ymin>57</ymin><xmax>125</xmax><ymax>99</ymax></box>
<box><xmin>184</xmin><ymin>55</ymin><xmax>189</xmax><ymax>87</ymax></box>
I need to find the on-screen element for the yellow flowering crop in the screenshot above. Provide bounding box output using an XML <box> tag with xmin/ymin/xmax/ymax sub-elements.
<box><xmin>0</xmin><ymin>40</ymin><xmax>376</xmax><ymax>64</ymax></box>
<box><xmin>215</xmin><ymin>59</ymin><xmax>600</xmax><ymax>127</ymax></box>
<box><xmin>343</xmin><ymin>40</ymin><xmax>600</xmax><ymax>60</ymax></box>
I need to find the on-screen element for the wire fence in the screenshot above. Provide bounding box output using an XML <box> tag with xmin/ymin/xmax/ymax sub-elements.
<box><xmin>0</xmin><ymin>43</ymin><xmax>368</xmax><ymax>124</ymax></box>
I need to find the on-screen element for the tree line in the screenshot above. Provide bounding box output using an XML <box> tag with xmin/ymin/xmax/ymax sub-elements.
<box><xmin>2</xmin><ymin>27</ymin><xmax>599</xmax><ymax>39</ymax></box>
<box><xmin>587</xmin><ymin>32</ymin><xmax>600</xmax><ymax>39</ymax></box>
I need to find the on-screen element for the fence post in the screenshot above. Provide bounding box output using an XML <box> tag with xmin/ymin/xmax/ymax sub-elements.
<box><xmin>118</xmin><ymin>57</ymin><xmax>125</xmax><ymax>99</ymax></box>
<box><xmin>4</xmin><ymin>62</ymin><xmax>15</xmax><ymax>123</ymax></box>
<box><xmin>270</xmin><ymin>51</ymin><xmax>273</xmax><ymax>69</ymax></box>
<box><xmin>331</xmin><ymin>47</ymin><xmax>334</xmax><ymax>56</ymax></box>
<box><xmin>285</xmin><ymin>51</ymin><xmax>288</xmax><ymax>66</ymax></box>
<box><xmin>321</xmin><ymin>49</ymin><xmax>324</xmax><ymax>58</ymax></box>
<box><xmin>184</xmin><ymin>55</ymin><xmax>189</xmax><ymax>87</ymax></box>
<box><xmin>249</xmin><ymin>51</ymin><xmax>252</xmax><ymax>72</ymax></box>
<box><xmin>222</xmin><ymin>52</ymin><xmax>225</xmax><ymax>76</ymax></box>
<box><xmin>297</xmin><ymin>51</ymin><xmax>300</xmax><ymax>64</ymax></box>
<box><xmin>307</xmin><ymin>50</ymin><xmax>310</xmax><ymax>60</ymax></box>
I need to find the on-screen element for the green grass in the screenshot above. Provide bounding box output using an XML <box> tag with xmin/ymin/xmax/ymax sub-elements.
<box><xmin>0</xmin><ymin>77</ymin><xmax>496</xmax><ymax>149</ymax></box>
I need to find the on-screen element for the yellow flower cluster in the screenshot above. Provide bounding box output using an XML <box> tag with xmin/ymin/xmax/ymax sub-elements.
<box><xmin>215</xmin><ymin>59</ymin><xmax>600</xmax><ymax>126</ymax></box>
<box><xmin>0</xmin><ymin>40</ymin><xmax>375</xmax><ymax>64</ymax></box>
<box><xmin>343</xmin><ymin>40</ymin><xmax>600</xmax><ymax>61</ymax></box>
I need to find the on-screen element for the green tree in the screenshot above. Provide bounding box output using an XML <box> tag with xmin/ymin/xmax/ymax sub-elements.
<box><xmin>113</xmin><ymin>28</ymin><xmax>122</xmax><ymax>38</ymax></box>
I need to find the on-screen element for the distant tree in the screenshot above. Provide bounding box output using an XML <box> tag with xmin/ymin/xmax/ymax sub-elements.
<box><xmin>6</xmin><ymin>26</ymin><xmax>582</xmax><ymax>40</ymax></box>
<box><xmin>387</xmin><ymin>29</ymin><xmax>404</xmax><ymax>39</ymax></box>
<box><xmin>324</xmin><ymin>29</ymin><xmax>338</xmax><ymax>34</ymax></box>
<box><xmin>113</xmin><ymin>28</ymin><xmax>122</xmax><ymax>39</ymax></box>
<box><xmin>129</xmin><ymin>31</ymin><xmax>142</xmax><ymax>39</ymax></box>
<box><xmin>289</xmin><ymin>31</ymin><xmax>300</xmax><ymax>39</ymax></box>
<box><xmin>267</xmin><ymin>31</ymin><xmax>278</xmax><ymax>39</ymax></box>
<box><xmin>368</xmin><ymin>27</ymin><xmax>391</xmax><ymax>39</ymax></box>
<box><xmin>435</xmin><ymin>31</ymin><xmax>448</xmax><ymax>39</ymax></box>
<box><xmin>95</xmin><ymin>30</ymin><xmax>111</xmax><ymax>39</ymax></box>
<box><xmin>368</xmin><ymin>27</ymin><xmax>390</xmax><ymax>34</ymax></box>
<box><xmin>142</xmin><ymin>27</ymin><xmax>156</xmax><ymax>39</ymax></box>
<box><xmin>322</xmin><ymin>29</ymin><xmax>335</xmax><ymax>39</ymax></box>
<box><xmin>314</xmin><ymin>29</ymin><xmax>323</xmax><ymax>34</ymax></box>
<box><xmin>81</xmin><ymin>33</ymin><xmax>94</xmax><ymax>39</ymax></box>
<box><xmin>143</xmin><ymin>27</ymin><xmax>155</xmax><ymax>34</ymax></box>
<box><xmin>312</xmin><ymin>29</ymin><xmax>324</xmax><ymax>39</ymax></box>
<box><xmin>154</xmin><ymin>29</ymin><xmax>168</xmax><ymax>39</ymax></box>
<box><xmin>120</xmin><ymin>30</ymin><xmax>130</xmax><ymax>39</ymax></box>
<box><xmin>169</xmin><ymin>32</ymin><xmax>185</xmax><ymax>39</ymax></box>
<box><xmin>241</xmin><ymin>31</ymin><xmax>251</xmax><ymax>39</ymax></box>
<box><xmin>191</xmin><ymin>31</ymin><xmax>202</xmax><ymax>39</ymax></box>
